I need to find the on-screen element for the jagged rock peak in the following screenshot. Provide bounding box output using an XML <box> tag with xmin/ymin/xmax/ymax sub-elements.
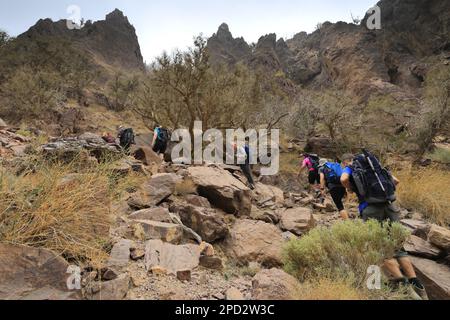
<box><xmin>106</xmin><ymin>9</ymin><xmax>129</xmax><ymax>23</ymax></box>
<box><xmin>218</xmin><ymin>23</ymin><xmax>230</xmax><ymax>33</ymax></box>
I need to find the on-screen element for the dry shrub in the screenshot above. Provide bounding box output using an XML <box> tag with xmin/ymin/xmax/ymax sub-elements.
<box><xmin>396</xmin><ymin>167</ymin><xmax>450</xmax><ymax>226</ymax></box>
<box><xmin>0</xmin><ymin>155</ymin><xmax>134</xmax><ymax>267</ymax></box>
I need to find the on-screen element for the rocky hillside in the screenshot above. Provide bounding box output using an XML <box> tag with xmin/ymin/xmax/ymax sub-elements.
<box><xmin>207</xmin><ymin>0</ymin><xmax>450</xmax><ymax>100</ymax></box>
<box><xmin>18</xmin><ymin>9</ymin><xmax>144</xmax><ymax>71</ymax></box>
<box><xmin>1</xmin><ymin>125</ymin><xmax>449</xmax><ymax>300</ymax></box>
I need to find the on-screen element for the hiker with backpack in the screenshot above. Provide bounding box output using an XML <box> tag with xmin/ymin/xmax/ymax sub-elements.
<box><xmin>298</xmin><ymin>153</ymin><xmax>321</xmax><ymax>195</ymax></box>
<box><xmin>152</xmin><ymin>125</ymin><xmax>170</xmax><ymax>155</ymax></box>
<box><xmin>340</xmin><ymin>151</ymin><xmax>428</xmax><ymax>300</ymax></box>
<box><xmin>234</xmin><ymin>140</ymin><xmax>256</xmax><ymax>190</ymax></box>
<box><xmin>117</xmin><ymin>126</ymin><xmax>135</xmax><ymax>153</ymax></box>
<box><xmin>318</xmin><ymin>160</ymin><xmax>349</xmax><ymax>220</ymax></box>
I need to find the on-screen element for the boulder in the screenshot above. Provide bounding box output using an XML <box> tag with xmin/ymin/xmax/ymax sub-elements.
<box><xmin>428</xmin><ymin>225</ymin><xmax>450</xmax><ymax>252</ymax></box>
<box><xmin>0</xmin><ymin>244</ymin><xmax>79</xmax><ymax>300</ymax></box>
<box><xmin>400</xmin><ymin>219</ymin><xmax>431</xmax><ymax>240</ymax></box>
<box><xmin>224</xmin><ymin>219</ymin><xmax>284</xmax><ymax>267</ymax></box>
<box><xmin>184</xmin><ymin>195</ymin><xmax>211</xmax><ymax>208</ymax></box>
<box><xmin>188</xmin><ymin>166</ymin><xmax>252</xmax><ymax>216</ymax></box>
<box><xmin>410</xmin><ymin>257</ymin><xmax>450</xmax><ymax>300</ymax></box>
<box><xmin>105</xmin><ymin>239</ymin><xmax>132</xmax><ymax>273</ymax></box>
<box><xmin>132</xmin><ymin>146</ymin><xmax>162</xmax><ymax>166</ymax></box>
<box><xmin>404</xmin><ymin>235</ymin><xmax>442</xmax><ymax>260</ymax></box>
<box><xmin>144</xmin><ymin>240</ymin><xmax>200</xmax><ymax>274</ymax></box>
<box><xmin>132</xmin><ymin>220</ymin><xmax>183</xmax><ymax>244</ymax></box>
<box><xmin>171</xmin><ymin>204</ymin><xmax>229</xmax><ymax>243</ymax></box>
<box><xmin>252</xmin><ymin>268</ymin><xmax>300</xmax><ymax>300</ymax></box>
<box><xmin>280</xmin><ymin>207</ymin><xmax>316</xmax><ymax>236</ymax></box>
<box><xmin>250</xmin><ymin>206</ymin><xmax>280</xmax><ymax>224</ymax></box>
<box><xmin>305</xmin><ymin>136</ymin><xmax>336</xmax><ymax>158</ymax></box>
<box><xmin>85</xmin><ymin>274</ymin><xmax>130</xmax><ymax>300</ymax></box>
<box><xmin>128</xmin><ymin>173</ymin><xmax>181</xmax><ymax>209</ymax></box>
<box><xmin>129</xmin><ymin>208</ymin><xmax>173</xmax><ymax>223</ymax></box>
<box><xmin>199</xmin><ymin>256</ymin><xmax>224</xmax><ymax>270</ymax></box>
<box><xmin>254</xmin><ymin>183</ymin><xmax>284</xmax><ymax>204</ymax></box>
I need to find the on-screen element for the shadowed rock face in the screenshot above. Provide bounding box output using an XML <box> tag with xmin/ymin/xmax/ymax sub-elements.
<box><xmin>18</xmin><ymin>9</ymin><xmax>144</xmax><ymax>70</ymax></box>
<box><xmin>207</xmin><ymin>0</ymin><xmax>450</xmax><ymax>99</ymax></box>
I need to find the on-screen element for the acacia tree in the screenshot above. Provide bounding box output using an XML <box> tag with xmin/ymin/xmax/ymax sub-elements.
<box><xmin>133</xmin><ymin>36</ymin><xmax>263</xmax><ymax>132</ymax></box>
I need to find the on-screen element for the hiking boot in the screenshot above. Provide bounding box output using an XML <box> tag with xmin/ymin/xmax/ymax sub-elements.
<box><xmin>406</xmin><ymin>285</ymin><xmax>423</xmax><ymax>301</ymax></box>
<box><xmin>409</xmin><ymin>278</ymin><xmax>429</xmax><ymax>300</ymax></box>
<box><xmin>389</xmin><ymin>278</ymin><xmax>422</xmax><ymax>300</ymax></box>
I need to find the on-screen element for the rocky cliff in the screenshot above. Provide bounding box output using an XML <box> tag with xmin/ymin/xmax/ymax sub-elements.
<box><xmin>18</xmin><ymin>9</ymin><xmax>144</xmax><ymax>71</ymax></box>
<box><xmin>207</xmin><ymin>0</ymin><xmax>450</xmax><ymax>99</ymax></box>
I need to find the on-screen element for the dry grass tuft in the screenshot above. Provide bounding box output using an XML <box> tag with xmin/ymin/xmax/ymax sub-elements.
<box><xmin>0</xmin><ymin>154</ymin><xmax>142</xmax><ymax>267</ymax></box>
<box><xmin>295</xmin><ymin>277</ymin><xmax>369</xmax><ymax>300</ymax></box>
<box><xmin>396</xmin><ymin>167</ymin><xmax>450</xmax><ymax>226</ymax></box>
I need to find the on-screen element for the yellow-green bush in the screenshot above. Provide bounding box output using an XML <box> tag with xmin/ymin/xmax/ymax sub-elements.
<box><xmin>282</xmin><ymin>220</ymin><xmax>410</xmax><ymax>286</ymax></box>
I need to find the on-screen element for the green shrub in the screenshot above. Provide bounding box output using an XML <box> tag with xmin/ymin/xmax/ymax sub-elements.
<box><xmin>282</xmin><ymin>220</ymin><xmax>410</xmax><ymax>286</ymax></box>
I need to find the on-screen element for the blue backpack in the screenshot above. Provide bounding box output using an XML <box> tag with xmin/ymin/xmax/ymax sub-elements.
<box><xmin>323</xmin><ymin>162</ymin><xmax>343</xmax><ymax>186</ymax></box>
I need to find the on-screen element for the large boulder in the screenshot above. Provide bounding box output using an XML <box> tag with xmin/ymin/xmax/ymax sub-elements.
<box><xmin>188</xmin><ymin>166</ymin><xmax>252</xmax><ymax>216</ymax></box>
<box><xmin>252</xmin><ymin>268</ymin><xmax>300</xmax><ymax>300</ymax></box>
<box><xmin>0</xmin><ymin>244</ymin><xmax>80</xmax><ymax>300</ymax></box>
<box><xmin>428</xmin><ymin>225</ymin><xmax>450</xmax><ymax>252</ymax></box>
<box><xmin>280</xmin><ymin>207</ymin><xmax>316</xmax><ymax>236</ymax></box>
<box><xmin>410</xmin><ymin>257</ymin><xmax>450</xmax><ymax>300</ymax></box>
<box><xmin>170</xmin><ymin>204</ymin><xmax>229</xmax><ymax>243</ymax></box>
<box><xmin>224</xmin><ymin>219</ymin><xmax>284</xmax><ymax>267</ymax></box>
<box><xmin>144</xmin><ymin>240</ymin><xmax>200</xmax><ymax>275</ymax></box>
<box><xmin>128</xmin><ymin>173</ymin><xmax>181</xmax><ymax>209</ymax></box>
<box><xmin>404</xmin><ymin>235</ymin><xmax>443</xmax><ymax>260</ymax></box>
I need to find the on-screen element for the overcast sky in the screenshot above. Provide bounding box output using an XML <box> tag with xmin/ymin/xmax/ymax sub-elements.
<box><xmin>0</xmin><ymin>0</ymin><xmax>376</xmax><ymax>63</ymax></box>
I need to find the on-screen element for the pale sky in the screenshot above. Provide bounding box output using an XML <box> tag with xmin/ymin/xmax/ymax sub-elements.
<box><xmin>0</xmin><ymin>0</ymin><xmax>377</xmax><ymax>63</ymax></box>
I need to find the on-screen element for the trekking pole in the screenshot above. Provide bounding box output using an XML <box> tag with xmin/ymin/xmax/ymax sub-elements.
<box><xmin>362</xmin><ymin>149</ymin><xmax>391</xmax><ymax>204</ymax></box>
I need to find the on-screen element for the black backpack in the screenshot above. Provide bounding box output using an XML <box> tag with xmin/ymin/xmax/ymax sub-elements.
<box><xmin>351</xmin><ymin>150</ymin><xmax>396</xmax><ymax>204</ymax></box>
<box><xmin>120</xmin><ymin>128</ymin><xmax>135</xmax><ymax>148</ymax></box>
<box><xmin>157</xmin><ymin>127</ymin><xmax>170</xmax><ymax>143</ymax></box>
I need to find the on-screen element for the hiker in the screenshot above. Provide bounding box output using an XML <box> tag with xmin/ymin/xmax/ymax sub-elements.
<box><xmin>102</xmin><ymin>132</ymin><xmax>116</xmax><ymax>144</ymax></box>
<box><xmin>319</xmin><ymin>159</ymin><xmax>349</xmax><ymax>220</ymax></box>
<box><xmin>152</xmin><ymin>125</ymin><xmax>170</xmax><ymax>155</ymax></box>
<box><xmin>340</xmin><ymin>152</ymin><xmax>428</xmax><ymax>300</ymax></box>
<box><xmin>117</xmin><ymin>126</ymin><xmax>135</xmax><ymax>153</ymax></box>
<box><xmin>298</xmin><ymin>153</ymin><xmax>321</xmax><ymax>196</ymax></box>
<box><xmin>234</xmin><ymin>141</ymin><xmax>255</xmax><ymax>190</ymax></box>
